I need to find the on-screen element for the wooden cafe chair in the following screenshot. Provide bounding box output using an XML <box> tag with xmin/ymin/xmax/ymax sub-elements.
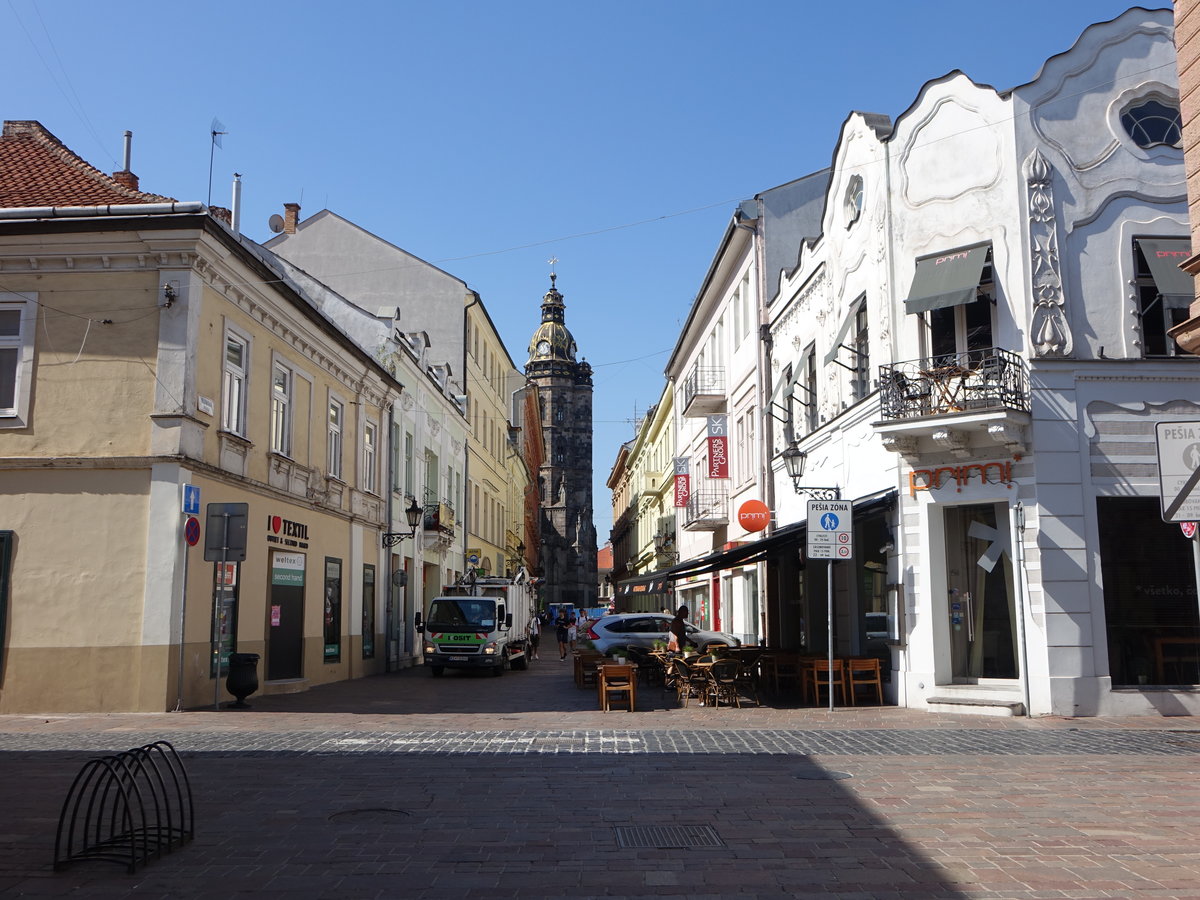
<box><xmin>599</xmin><ymin>663</ymin><xmax>637</xmax><ymax>712</ymax></box>
<box><xmin>846</xmin><ymin>657</ymin><xmax>884</xmax><ymax>705</ymax></box>
<box><xmin>808</xmin><ymin>658</ymin><xmax>847</xmax><ymax>706</ymax></box>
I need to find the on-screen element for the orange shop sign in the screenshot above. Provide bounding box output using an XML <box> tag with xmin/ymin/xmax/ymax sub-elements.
<box><xmin>737</xmin><ymin>499</ymin><xmax>770</xmax><ymax>532</ymax></box>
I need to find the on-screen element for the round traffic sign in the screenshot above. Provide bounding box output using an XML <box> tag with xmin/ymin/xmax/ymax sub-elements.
<box><xmin>184</xmin><ymin>516</ymin><xmax>201</xmax><ymax>546</ymax></box>
<box><xmin>1183</xmin><ymin>521</ymin><xmax>1197</xmax><ymax>540</ymax></box>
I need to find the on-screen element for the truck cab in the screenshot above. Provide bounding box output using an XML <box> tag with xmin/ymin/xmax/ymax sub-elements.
<box><xmin>415</xmin><ymin>577</ymin><xmax>531</xmax><ymax>677</ymax></box>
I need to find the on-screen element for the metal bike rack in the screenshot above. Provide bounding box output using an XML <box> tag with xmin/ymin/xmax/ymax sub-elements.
<box><xmin>53</xmin><ymin>740</ymin><xmax>194</xmax><ymax>873</ymax></box>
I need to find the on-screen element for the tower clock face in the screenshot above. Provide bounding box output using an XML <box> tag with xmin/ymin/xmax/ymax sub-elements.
<box><xmin>537</xmin><ymin>340</ymin><xmax>551</xmax><ymax>356</ymax></box>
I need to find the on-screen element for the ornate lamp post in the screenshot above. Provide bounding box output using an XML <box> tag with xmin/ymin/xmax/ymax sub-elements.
<box><xmin>382</xmin><ymin>497</ymin><xmax>424</xmax><ymax>547</ymax></box>
<box><xmin>780</xmin><ymin>442</ymin><xmax>841</xmax><ymax>501</ymax></box>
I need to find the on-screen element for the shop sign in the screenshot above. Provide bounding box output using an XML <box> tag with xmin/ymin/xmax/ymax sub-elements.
<box><xmin>707</xmin><ymin>415</ymin><xmax>729</xmax><ymax>479</ymax></box>
<box><xmin>908</xmin><ymin>460</ymin><xmax>1013</xmax><ymax>497</ymax></box>
<box><xmin>737</xmin><ymin>499</ymin><xmax>770</xmax><ymax>532</ymax></box>
<box><xmin>673</xmin><ymin>457</ymin><xmax>690</xmax><ymax>508</ymax></box>
<box><xmin>271</xmin><ymin>552</ymin><xmax>306</xmax><ymax>586</ymax></box>
<box><xmin>267</xmin><ymin>514</ymin><xmax>310</xmax><ymax>549</ymax></box>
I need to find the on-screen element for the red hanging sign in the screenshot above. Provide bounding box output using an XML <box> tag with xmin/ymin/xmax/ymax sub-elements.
<box><xmin>707</xmin><ymin>415</ymin><xmax>729</xmax><ymax>479</ymax></box>
<box><xmin>673</xmin><ymin>457</ymin><xmax>690</xmax><ymax>508</ymax></box>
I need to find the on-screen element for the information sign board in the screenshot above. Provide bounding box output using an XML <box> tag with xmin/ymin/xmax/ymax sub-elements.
<box><xmin>806</xmin><ymin>499</ymin><xmax>853</xmax><ymax>560</ymax></box>
<box><xmin>1156</xmin><ymin>421</ymin><xmax>1200</xmax><ymax>523</ymax></box>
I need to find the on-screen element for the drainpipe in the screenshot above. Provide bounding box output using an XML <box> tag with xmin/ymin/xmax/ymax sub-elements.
<box><xmin>385</xmin><ymin>400</ymin><xmax>396</xmax><ymax>673</ymax></box>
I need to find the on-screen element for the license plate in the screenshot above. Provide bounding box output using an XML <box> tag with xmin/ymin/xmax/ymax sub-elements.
<box><xmin>449</xmin><ymin>655</ymin><xmax>468</xmax><ymax>662</ymax></box>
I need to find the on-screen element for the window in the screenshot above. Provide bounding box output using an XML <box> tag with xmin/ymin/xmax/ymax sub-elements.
<box><xmin>391</xmin><ymin>423</ymin><xmax>401</xmax><ymax>491</ymax></box>
<box><xmin>327</xmin><ymin>398</ymin><xmax>344</xmax><ymax>479</ymax></box>
<box><xmin>928</xmin><ymin>252</ymin><xmax>994</xmax><ymax>365</ymax></box>
<box><xmin>852</xmin><ymin>301</ymin><xmax>870</xmax><ymax>400</ymax></box>
<box><xmin>794</xmin><ymin>346</ymin><xmax>818</xmax><ymax>435</ymax></box>
<box><xmin>270</xmin><ymin>362</ymin><xmax>293</xmax><ymax>456</ymax></box>
<box><xmin>1121</xmin><ymin>97</ymin><xmax>1182</xmax><ymax>149</ymax></box>
<box><xmin>221</xmin><ymin>331</ymin><xmax>248</xmax><ymax>435</ymax></box>
<box><xmin>1134</xmin><ymin>239</ymin><xmax>1192</xmax><ymax>357</ymax></box>
<box><xmin>324</xmin><ymin>557</ymin><xmax>342</xmax><ymax>663</ymax></box>
<box><xmin>362</xmin><ymin>564</ymin><xmax>376</xmax><ymax>660</ymax></box>
<box><xmin>0</xmin><ymin>292</ymin><xmax>36</xmax><ymax>428</ymax></box>
<box><xmin>362</xmin><ymin>420</ymin><xmax>378</xmax><ymax>493</ymax></box>
<box><xmin>404</xmin><ymin>431</ymin><xmax>414</xmax><ymax>495</ymax></box>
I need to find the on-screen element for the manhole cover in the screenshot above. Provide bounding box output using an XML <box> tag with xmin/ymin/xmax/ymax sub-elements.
<box><xmin>614</xmin><ymin>825</ymin><xmax>723</xmax><ymax>849</ymax></box>
<box><xmin>328</xmin><ymin>808</ymin><xmax>412</xmax><ymax>824</ymax></box>
<box><xmin>794</xmin><ymin>770</ymin><xmax>853</xmax><ymax>780</ymax></box>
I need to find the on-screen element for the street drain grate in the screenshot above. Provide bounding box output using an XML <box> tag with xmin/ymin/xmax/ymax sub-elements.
<box><xmin>794</xmin><ymin>770</ymin><xmax>852</xmax><ymax>780</ymax></box>
<box><xmin>328</xmin><ymin>808</ymin><xmax>412</xmax><ymax>824</ymax></box>
<box><xmin>614</xmin><ymin>825</ymin><xmax>723</xmax><ymax>849</ymax></box>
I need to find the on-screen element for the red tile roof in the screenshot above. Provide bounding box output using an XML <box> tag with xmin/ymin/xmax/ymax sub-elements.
<box><xmin>0</xmin><ymin>120</ymin><xmax>174</xmax><ymax>208</ymax></box>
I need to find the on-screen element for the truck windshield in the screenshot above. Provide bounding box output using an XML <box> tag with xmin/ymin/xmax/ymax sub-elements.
<box><xmin>427</xmin><ymin>598</ymin><xmax>496</xmax><ymax>630</ymax></box>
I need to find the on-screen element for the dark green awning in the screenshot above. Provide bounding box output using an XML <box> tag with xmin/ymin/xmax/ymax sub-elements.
<box><xmin>1137</xmin><ymin>238</ymin><xmax>1192</xmax><ymax>297</ymax></box>
<box><xmin>904</xmin><ymin>243</ymin><xmax>991</xmax><ymax>315</ymax></box>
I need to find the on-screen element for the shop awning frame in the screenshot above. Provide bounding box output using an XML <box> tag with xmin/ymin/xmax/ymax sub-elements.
<box><xmin>904</xmin><ymin>242</ymin><xmax>991</xmax><ymax>315</ymax></box>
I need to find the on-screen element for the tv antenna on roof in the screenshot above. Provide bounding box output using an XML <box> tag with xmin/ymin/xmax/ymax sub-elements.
<box><xmin>207</xmin><ymin>117</ymin><xmax>227</xmax><ymax>206</ymax></box>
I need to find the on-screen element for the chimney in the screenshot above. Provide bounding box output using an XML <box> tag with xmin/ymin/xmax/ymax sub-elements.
<box><xmin>231</xmin><ymin>174</ymin><xmax>242</xmax><ymax>233</ymax></box>
<box><xmin>283</xmin><ymin>203</ymin><xmax>300</xmax><ymax>234</ymax></box>
<box><xmin>111</xmin><ymin>130</ymin><xmax>140</xmax><ymax>191</ymax></box>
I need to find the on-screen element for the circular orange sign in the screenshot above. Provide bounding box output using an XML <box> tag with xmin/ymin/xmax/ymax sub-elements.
<box><xmin>737</xmin><ymin>499</ymin><xmax>770</xmax><ymax>532</ymax></box>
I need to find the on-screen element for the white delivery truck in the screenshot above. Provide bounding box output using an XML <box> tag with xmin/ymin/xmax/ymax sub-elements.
<box><xmin>415</xmin><ymin>572</ymin><xmax>534</xmax><ymax>676</ymax></box>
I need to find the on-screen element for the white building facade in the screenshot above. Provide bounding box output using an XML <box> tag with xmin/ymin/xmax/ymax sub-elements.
<box><xmin>767</xmin><ymin>7</ymin><xmax>1198</xmax><ymax>716</ymax></box>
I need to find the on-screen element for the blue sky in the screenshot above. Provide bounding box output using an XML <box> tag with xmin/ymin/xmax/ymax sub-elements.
<box><xmin>5</xmin><ymin>0</ymin><xmax>1151</xmax><ymax>538</ymax></box>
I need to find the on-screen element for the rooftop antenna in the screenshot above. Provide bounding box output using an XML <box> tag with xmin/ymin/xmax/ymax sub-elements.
<box><xmin>207</xmin><ymin>117</ymin><xmax>227</xmax><ymax>206</ymax></box>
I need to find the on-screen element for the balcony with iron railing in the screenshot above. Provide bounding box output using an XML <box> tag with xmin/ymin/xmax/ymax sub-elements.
<box><xmin>681</xmin><ymin>365</ymin><xmax>726</xmax><ymax>417</ymax></box>
<box><xmin>683</xmin><ymin>483</ymin><xmax>729</xmax><ymax>531</ymax></box>
<box><xmin>874</xmin><ymin>347</ymin><xmax>1031</xmax><ymax>453</ymax></box>
<box><xmin>422</xmin><ymin>488</ymin><xmax>455</xmax><ymax>537</ymax></box>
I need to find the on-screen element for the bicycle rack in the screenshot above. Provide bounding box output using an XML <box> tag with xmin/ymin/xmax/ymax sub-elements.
<box><xmin>53</xmin><ymin>740</ymin><xmax>194</xmax><ymax>873</ymax></box>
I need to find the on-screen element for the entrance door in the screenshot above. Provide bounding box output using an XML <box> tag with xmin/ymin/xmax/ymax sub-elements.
<box><xmin>268</xmin><ymin>551</ymin><xmax>306</xmax><ymax>680</ymax></box>
<box><xmin>944</xmin><ymin>504</ymin><xmax>1017</xmax><ymax>680</ymax></box>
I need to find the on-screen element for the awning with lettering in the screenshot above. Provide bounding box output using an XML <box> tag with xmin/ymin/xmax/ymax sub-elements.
<box><xmin>1137</xmin><ymin>238</ymin><xmax>1193</xmax><ymax>297</ymax></box>
<box><xmin>615</xmin><ymin>571</ymin><xmax>673</xmax><ymax>597</ymax></box>
<box><xmin>904</xmin><ymin>242</ymin><xmax>991</xmax><ymax>315</ymax></box>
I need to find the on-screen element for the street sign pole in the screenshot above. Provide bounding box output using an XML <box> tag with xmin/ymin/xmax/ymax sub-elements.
<box><xmin>806</xmin><ymin>498</ymin><xmax>852</xmax><ymax>711</ymax></box>
<box><xmin>214</xmin><ymin>512</ymin><xmax>229</xmax><ymax>711</ymax></box>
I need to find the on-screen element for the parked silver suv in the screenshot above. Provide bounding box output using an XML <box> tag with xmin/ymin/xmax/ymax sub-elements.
<box><xmin>585</xmin><ymin>613</ymin><xmax>741</xmax><ymax>655</ymax></box>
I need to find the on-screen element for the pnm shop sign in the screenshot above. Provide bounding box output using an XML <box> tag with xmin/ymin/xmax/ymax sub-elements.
<box><xmin>908</xmin><ymin>460</ymin><xmax>1014</xmax><ymax>497</ymax></box>
<box><xmin>267</xmin><ymin>515</ymin><xmax>310</xmax><ymax>549</ymax></box>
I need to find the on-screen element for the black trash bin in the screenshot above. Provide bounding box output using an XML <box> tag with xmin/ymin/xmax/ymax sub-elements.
<box><xmin>225</xmin><ymin>652</ymin><xmax>260</xmax><ymax>708</ymax></box>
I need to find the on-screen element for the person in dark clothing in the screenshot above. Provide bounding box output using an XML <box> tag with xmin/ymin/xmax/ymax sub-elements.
<box><xmin>555</xmin><ymin>616</ymin><xmax>570</xmax><ymax>660</ymax></box>
<box><xmin>669</xmin><ymin>605</ymin><xmax>693</xmax><ymax>653</ymax></box>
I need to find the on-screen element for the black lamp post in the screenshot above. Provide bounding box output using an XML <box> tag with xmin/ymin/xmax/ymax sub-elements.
<box><xmin>382</xmin><ymin>497</ymin><xmax>424</xmax><ymax>547</ymax></box>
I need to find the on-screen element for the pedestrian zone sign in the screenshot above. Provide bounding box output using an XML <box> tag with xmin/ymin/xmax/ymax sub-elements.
<box><xmin>806</xmin><ymin>499</ymin><xmax>853</xmax><ymax>560</ymax></box>
<box><xmin>1156</xmin><ymin>421</ymin><xmax>1200</xmax><ymax>523</ymax></box>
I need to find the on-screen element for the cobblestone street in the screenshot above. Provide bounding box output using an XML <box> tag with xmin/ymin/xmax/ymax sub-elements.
<box><xmin>1</xmin><ymin>659</ymin><xmax>1198</xmax><ymax>898</ymax></box>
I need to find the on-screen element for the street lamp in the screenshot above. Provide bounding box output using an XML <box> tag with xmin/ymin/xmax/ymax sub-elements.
<box><xmin>780</xmin><ymin>442</ymin><xmax>840</xmax><ymax>501</ymax></box>
<box><xmin>653</xmin><ymin>531</ymin><xmax>678</xmax><ymax>564</ymax></box>
<box><xmin>382</xmin><ymin>497</ymin><xmax>423</xmax><ymax>547</ymax></box>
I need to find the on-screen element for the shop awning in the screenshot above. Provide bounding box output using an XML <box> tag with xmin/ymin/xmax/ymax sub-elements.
<box><xmin>668</xmin><ymin>521</ymin><xmax>808</xmax><ymax>582</ymax></box>
<box><xmin>904</xmin><ymin>242</ymin><xmax>991</xmax><ymax>315</ymax></box>
<box><xmin>1137</xmin><ymin>238</ymin><xmax>1193</xmax><ymax>297</ymax></box>
<box><xmin>615</xmin><ymin>571</ymin><xmax>673</xmax><ymax>597</ymax></box>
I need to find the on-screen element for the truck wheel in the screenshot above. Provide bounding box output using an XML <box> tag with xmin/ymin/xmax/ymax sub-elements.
<box><xmin>512</xmin><ymin>649</ymin><xmax>529</xmax><ymax>671</ymax></box>
<box><xmin>430</xmin><ymin>666</ymin><xmax>444</xmax><ymax>677</ymax></box>
<box><xmin>492</xmin><ymin>653</ymin><xmax>505</xmax><ymax>676</ymax></box>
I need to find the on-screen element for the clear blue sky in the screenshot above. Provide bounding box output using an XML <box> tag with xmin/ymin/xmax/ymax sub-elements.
<box><xmin>5</xmin><ymin>0</ymin><xmax>1152</xmax><ymax>539</ymax></box>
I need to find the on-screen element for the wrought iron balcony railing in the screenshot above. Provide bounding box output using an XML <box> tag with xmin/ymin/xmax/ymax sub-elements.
<box><xmin>682</xmin><ymin>365</ymin><xmax>726</xmax><ymax>417</ymax></box>
<box><xmin>684</xmin><ymin>486</ymin><xmax>729</xmax><ymax>531</ymax></box>
<box><xmin>878</xmin><ymin>347</ymin><xmax>1029</xmax><ymax>421</ymax></box>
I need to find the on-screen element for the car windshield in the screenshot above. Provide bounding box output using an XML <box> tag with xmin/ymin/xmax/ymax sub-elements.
<box><xmin>427</xmin><ymin>598</ymin><xmax>496</xmax><ymax>630</ymax></box>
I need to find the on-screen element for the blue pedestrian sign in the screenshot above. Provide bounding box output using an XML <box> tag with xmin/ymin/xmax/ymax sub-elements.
<box><xmin>182</xmin><ymin>484</ymin><xmax>201</xmax><ymax>516</ymax></box>
<box><xmin>806</xmin><ymin>499</ymin><xmax>853</xmax><ymax>560</ymax></box>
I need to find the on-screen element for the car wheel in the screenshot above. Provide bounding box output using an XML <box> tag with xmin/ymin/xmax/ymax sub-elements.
<box><xmin>430</xmin><ymin>666</ymin><xmax>444</xmax><ymax>677</ymax></box>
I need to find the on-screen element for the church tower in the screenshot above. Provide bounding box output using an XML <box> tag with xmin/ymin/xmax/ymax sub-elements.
<box><xmin>524</xmin><ymin>273</ymin><xmax>597</xmax><ymax>611</ymax></box>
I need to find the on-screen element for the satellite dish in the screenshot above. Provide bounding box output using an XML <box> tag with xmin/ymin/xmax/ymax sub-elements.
<box><xmin>210</xmin><ymin>117</ymin><xmax>226</xmax><ymax>149</ymax></box>
<box><xmin>268</xmin><ymin>214</ymin><xmax>285</xmax><ymax>234</ymax></box>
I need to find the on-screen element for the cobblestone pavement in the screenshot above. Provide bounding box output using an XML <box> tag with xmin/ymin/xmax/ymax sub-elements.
<box><xmin>2</xmin><ymin>659</ymin><xmax>1199</xmax><ymax>898</ymax></box>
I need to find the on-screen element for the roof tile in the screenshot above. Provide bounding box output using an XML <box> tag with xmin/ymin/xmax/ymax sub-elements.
<box><xmin>0</xmin><ymin>120</ymin><xmax>175</xmax><ymax>208</ymax></box>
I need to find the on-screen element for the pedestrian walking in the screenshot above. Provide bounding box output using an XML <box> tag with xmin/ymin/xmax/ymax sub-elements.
<box><xmin>528</xmin><ymin>614</ymin><xmax>541</xmax><ymax>660</ymax></box>
<box><xmin>556</xmin><ymin>615</ymin><xmax>570</xmax><ymax>660</ymax></box>
<box><xmin>567</xmin><ymin>615</ymin><xmax>578</xmax><ymax>653</ymax></box>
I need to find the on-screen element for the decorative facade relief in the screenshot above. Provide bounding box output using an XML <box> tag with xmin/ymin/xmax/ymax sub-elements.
<box><xmin>1026</xmin><ymin>149</ymin><xmax>1073</xmax><ymax>357</ymax></box>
